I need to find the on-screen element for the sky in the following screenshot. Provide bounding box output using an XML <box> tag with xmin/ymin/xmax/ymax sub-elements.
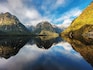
<box><xmin>0</xmin><ymin>0</ymin><xmax>92</xmax><ymax>27</ymax></box>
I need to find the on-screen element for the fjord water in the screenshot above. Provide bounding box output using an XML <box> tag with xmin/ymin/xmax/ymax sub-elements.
<box><xmin>0</xmin><ymin>36</ymin><xmax>93</xmax><ymax>70</ymax></box>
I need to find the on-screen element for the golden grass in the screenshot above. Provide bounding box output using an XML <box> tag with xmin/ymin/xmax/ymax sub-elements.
<box><xmin>61</xmin><ymin>2</ymin><xmax>93</xmax><ymax>36</ymax></box>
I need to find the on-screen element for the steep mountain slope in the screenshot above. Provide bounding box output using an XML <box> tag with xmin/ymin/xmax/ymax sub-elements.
<box><xmin>0</xmin><ymin>12</ymin><xmax>29</xmax><ymax>35</ymax></box>
<box><xmin>34</xmin><ymin>21</ymin><xmax>59</xmax><ymax>37</ymax></box>
<box><xmin>35</xmin><ymin>21</ymin><xmax>54</xmax><ymax>34</ymax></box>
<box><xmin>61</xmin><ymin>2</ymin><xmax>93</xmax><ymax>36</ymax></box>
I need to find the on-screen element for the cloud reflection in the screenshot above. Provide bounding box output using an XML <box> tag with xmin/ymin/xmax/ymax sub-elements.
<box><xmin>0</xmin><ymin>42</ymin><xmax>92</xmax><ymax>70</ymax></box>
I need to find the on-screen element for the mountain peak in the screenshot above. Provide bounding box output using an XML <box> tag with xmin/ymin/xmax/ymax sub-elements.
<box><xmin>0</xmin><ymin>12</ymin><xmax>29</xmax><ymax>34</ymax></box>
<box><xmin>35</xmin><ymin>21</ymin><xmax>54</xmax><ymax>33</ymax></box>
<box><xmin>0</xmin><ymin>12</ymin><xmax>19</xmax><ymax>25</ymax></box>
<box><xmin>4</xmin><ymin>12</ymin><xmax>12</xmax><ymax>16</ymax></box>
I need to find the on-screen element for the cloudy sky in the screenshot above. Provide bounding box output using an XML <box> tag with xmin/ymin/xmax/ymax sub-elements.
<box><xmin>0</xmin><ymin>0</ymin><xmax>92</xmax><ymax>27</ymax></box>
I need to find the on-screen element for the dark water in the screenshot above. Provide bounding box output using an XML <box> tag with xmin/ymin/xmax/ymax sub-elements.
<box><xmin>0</xmin><ymin>36</ymin><xmax>93</xmax><ymax>70</ymax></box>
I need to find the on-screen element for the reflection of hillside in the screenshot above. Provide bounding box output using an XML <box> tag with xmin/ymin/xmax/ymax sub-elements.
<box><xmin>0</xmin><ymin>37</ymin><xmax>29</xmax><ymax>59</ymax></box>
<box><xmin>63</xmin><ymin>36</ymin><xmax>93</xmax><ymax>66</ymax></box>
<box><xmin>34</xmin><ymin>37</ymin><xmax>55</xmax><ymax>49</ymax></box>
<box><xmin>39</xmin><ymin>35</ymin><xmax>58</xmax><ymax>41</ymax></box>
<box><xmin>70</xmin><ymin>25</ymin><xmax>93</xmax><ymax>45</ymax></box>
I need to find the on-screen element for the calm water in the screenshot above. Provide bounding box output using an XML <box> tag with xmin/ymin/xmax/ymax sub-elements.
<box><xmin>0</xmin><ymin>36</ymin><xmax>93</xmax><ymax>70</ymax></box>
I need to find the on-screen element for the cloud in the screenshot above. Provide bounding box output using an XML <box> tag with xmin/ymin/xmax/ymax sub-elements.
<box><xmin>56</xmin><ymin>0</ymin><xmax>65</xmax><ymax>5</ymax></box>
<box><xmin>55</xmin><ymin>8</ymin><xmax>82</xmax><ymax>22</ymax></box>
<box><xmin>54</xmin><ymin>8</ymin><xmax>82</xmax><ymax>27</ymax></box>
<box><xmin>60</xmin><ymin>19</ymin><xmax>72</xmax><ymax>27</ymax></box>
<box><xmin>0</xmin><ymin>44</ymin><xmax>92</xmax><ymax>70</ymax></box>
<box><xmin>52</xmin><ymin>42</ymin><xmax>73</xmax><ymax>51</ymax></box>
<box><xmin>25</xmin><ymin>9</ymin><xmax>41</xmax><ymax>20</ymax></box>
<box><xmin>55</xmin><ymin>0</ymin><xmax>67</xmax><ymax>8</ymax></box>
<box><xmin>0</xmin><ymin>0</ymin><xmax>43</xmax><ymax>26</ymax></box>
<box><xmin>41</xmin><ymin>0</ymin><xmax>68</xmax><ymax>13</ymax></box>
<box><xmin>0</xmin><ymin>0</ymin><xmax>82</xmax><ymax>27</ymax></box>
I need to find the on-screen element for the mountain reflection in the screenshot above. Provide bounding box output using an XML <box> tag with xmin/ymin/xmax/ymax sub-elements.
<box><xmin>28</xmin><ymin>36</ymin><xmax>63</xmax><ymax>49</ymax></box>
<box><xmin>63</xmin><ymin>36</ymin><xmax>93</xmax><ymax>66</ymax></box>
<box><xmin>0</xmin><ymin>36</ymin><xmax>62</xmax><ymax>59</ymax></box>
<box><xmin>0</xmin><ymin>37</ymin><xmax>30</xmax><ymax>59</ymax></box>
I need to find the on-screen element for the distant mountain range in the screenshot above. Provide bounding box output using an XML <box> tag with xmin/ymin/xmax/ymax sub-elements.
<box><xmin>0</xmin><ymin>12</ymin><xmax>65</xmax><ymax>36</ymax></box>
<box><xmin>27</xmin><ymin>21</ymin><xmax>65</xmax><ymax>35</ymax></box>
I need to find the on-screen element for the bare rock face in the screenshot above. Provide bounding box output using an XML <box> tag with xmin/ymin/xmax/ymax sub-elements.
<box><xmin>0</xmin><ymin>12</ymin><xmax>29</xmax><ymax>35</ymax></box>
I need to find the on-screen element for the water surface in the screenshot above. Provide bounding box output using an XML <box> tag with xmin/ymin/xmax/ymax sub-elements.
<box><xmin>0</xmin><ymin>36</ymin><xmax>92</xmax><ymax>70</ymax></box>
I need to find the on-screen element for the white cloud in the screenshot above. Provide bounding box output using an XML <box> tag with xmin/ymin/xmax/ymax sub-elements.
<box><xmin>61</xmin><ymin>19</ymin><xmax>72</xmax><ymax>27</ymax></box>
<box><xmin>0</xmin><ymin>0</ymin><xmax>82</xmax><ymax>27</ymax></box>
<box><xmin>25</xmin><ymin>9</ymin><xmax>41</xmax><ymax>20</ymax></box>
<box><xmin>55</xmin><ymin>8</ymin><xmax>82</xmax><ymax>22</ymax></box>
<box><xmin>41</xmin><ymin>0</ymin><xmax>68</xmax><ymax>12</ymax></box>
<box><xmin>50</xmin><ymin>42</ymin><xmax>83</xmax><ymax>61</ymax></box>
<box><xmin>0</xmin><ymin>0</ymin><xmax>44</xmax><ymax>26</ymax></box>
<box><xmin>54</xmin><ymin>8</ymin><xmax>82</xmax><ymax>27</ymax></box>
<box><xmin>24</xmin><ymin>7</ymin><xmax>82</xmax><ymax>27</ymax></box>
<box><xmin>56</xmin><ymin>0</ymin><xmax>65</xmax><ymax>5</ymax></box>
<box><xmin>52</xmin><ymin>42</ymin><xmax>73</xmax><ymax>51</ymax></box>
<box><xmin>55</xmin><ymin>0</ymin><xmax>66</xmax><ymax>8</ymax></box>
<box><xmin>7</xmin><ymin>0</ymin><xmax>23</xmax><ymax>9</ymax></box>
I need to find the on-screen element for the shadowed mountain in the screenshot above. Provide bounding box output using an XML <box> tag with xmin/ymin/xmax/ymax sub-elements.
<box><xmin>0</xmin><ymin>37</ymin><xmax>30</xmax><ymax>59</ymax></box>
<box><xmin>35</xmin><ymin>21</ymin><xmax>54</xmax><ymax>34</ymax></box>
<box><xmin>0</xmin><ymin>12</ymin><xmax>30</xmax><ymax>35</ymax></box>
<box><xmin>34</xmin><ymin>21</ymin><xmax>59</xmax><ymax>37</ymax></box>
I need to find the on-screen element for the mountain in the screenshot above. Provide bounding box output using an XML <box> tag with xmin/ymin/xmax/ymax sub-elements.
<box><xmin>27</xmin><ymin>25</ymin><xmax>35</xmax><ymax>32</ymax></box>
<box><xmin>35</xmin><ymin>21</ymin><xmax>54</xmax><ymax>34</ymax></box>
<box><xmin>34</xmin><ymin>21</ymin><xmax>59</xmax><ymax>37</ymax></box>
<box><xmin>53</xmin><ymin>25</ymin><xmax>65</xmax><ymax>33</ymax></box>
<box><xmin>61</xmin><ymin>2</ymin><xmax>93</xmax><ymax>36</ymax></box>
<box><xmin>0</xmin><ymin>12</ymin><xmax>30</xmax><ymax>35</ymax></box>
